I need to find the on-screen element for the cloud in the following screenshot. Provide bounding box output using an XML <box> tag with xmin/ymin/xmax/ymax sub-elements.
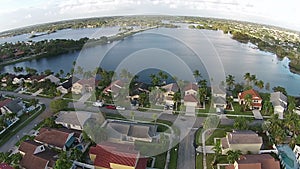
<box><xmin>25</xmin><ymin>14</ymin><xmax>32</xmax><ymax>19</ymax></box>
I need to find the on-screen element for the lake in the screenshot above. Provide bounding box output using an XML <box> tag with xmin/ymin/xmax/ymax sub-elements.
<box><xmin>1</xmin><ymin>27</ymin><xmax>300</xmax><ymax>96</ymax></box>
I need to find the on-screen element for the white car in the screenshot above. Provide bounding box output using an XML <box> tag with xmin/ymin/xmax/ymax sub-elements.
<box><xmin>93</xmin><ymin>101</ymin><xmax>103</xmax><ymax>107</ymax></box>
<box><xmin>116</xmin><ymin>106</ymin><xmax>125</xmax><ymax>110</ymax></box>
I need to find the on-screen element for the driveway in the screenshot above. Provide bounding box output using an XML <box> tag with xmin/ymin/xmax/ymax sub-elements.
<box><xmin>252</xmin><ymin>110</ymin><xmax>263</xmax><ymax>120</ymax></box>
<box><xmin>186</xmin><ymin>106</ymin><xmax>196</xmax><ymax>116</ymax></box>
<box><xmin>78</xmin><ymin>93</ymin><xmax>92</xmax><ymax>102</ymax></box>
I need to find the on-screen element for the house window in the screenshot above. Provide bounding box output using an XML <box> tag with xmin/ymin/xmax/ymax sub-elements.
<box><xmin>253</xmin><ymin>100</ymin><xmax>258</xmax><ymax>103</ymax></box>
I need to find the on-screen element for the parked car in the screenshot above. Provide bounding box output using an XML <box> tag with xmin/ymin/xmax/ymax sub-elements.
<box><xmin>93</xmin><ymin>100</ymin><xmax>103</xmax><ymax>107</ymax></box>
<box><xmin>116</xmin><ymin>106</ymin><xmax>125</xmax><ymax>110</ymax></box>
<box><xmin>106</xmin><ymin>105</ymin><xmax>116</xmax><ymax>109</ymax></box>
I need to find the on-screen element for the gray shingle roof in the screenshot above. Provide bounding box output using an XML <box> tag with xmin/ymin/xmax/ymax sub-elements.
<box><xmin>5</xmin><ymin>99</ymin><xmax>23</xmax><ymax>113</ymax></box>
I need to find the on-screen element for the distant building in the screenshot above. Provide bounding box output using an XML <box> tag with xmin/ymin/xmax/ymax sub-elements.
<box><xmin>221</xmin><ymin>130</ymin><xmax>263</xmax><ymax>154</ymax></box>
<box><xmin>18</xmin><ymin>140</ymin><xmax>58</xmax><ymax>169</ymax></box>
<box><xmin>72</xmin><ymin>77</ymin><xmax>99</xmax><ymax>94</ymax></box>
<box><xmin>89</xmin><ymin>142</ymin><xmax>147</xmax><ymax>169</ymax></box>
<box><xmin>56</xmin><ymin>76</ymin><xmax>79</xmax><ymax>94</ymax></box>
<box><xmin>25</xmin><ymin>75</ymin><xmax>47</xmax><ymax>83</ymax></box>
<box><xmin>238</xmin><ymin>89</ymin><xmax>262</xmax><ymax>110</ymax></box>
<box><xmin>225</xmin><ymin>154</ymin><xmax>280</xmax><ymax>169</ymax></box>
<box><xmin>270</xmin><ymin>92</ymin><xmax>287</xmax><ymax>119</ymax></box>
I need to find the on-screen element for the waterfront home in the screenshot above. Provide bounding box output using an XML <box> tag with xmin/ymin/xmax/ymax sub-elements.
<box><xmin>238</xmin><ymin>89</ymin><xmax>262</xmax><ymax>110</ymax></box>
<box><xmin>71</xmin><ymin>77</ymin><xmax>99</xmax><ymax>94</ymax></box>
<box><xmin>129</xmin><ymin>82</ymin><xmax>150</xmax><ymax>99</ymax></box>
<box><xmin>56</xmin><ymin>76</ymin><xmax>79</xmax><ymax>94</ymax></box>
<box><xmin>25</xmin><ymin>74</ymin><xmax>47</xmax><ymax>83</ymax></box>
<box><xmin>89</xmin><ymin>142</ymin><xmax>147</xmax><ymax>169</ymax></box>
<box><xmin>270</xmin><ymin>91</ymin><xmax>287</xmax><ymax>119</ymax></box>
<box><xmin>221</xmin><ymin>130</ymin><xmax>263</xmax><ymax>154</ymax></box>
<box><xmin>184</xmin><ymin>82</ymin><xmax>198</xmax><ymax>96</ymax></box>
<box><xmin>18</xmin><ymin>140</ymin><xmax>58</xmax><ymax>169</ymax></box>
<box><xmin>12</xmin><ymin>74</ymin><xmax>31</xmax><ymax>84</ymax></box>
<box><xmin>225</xmin><ymin>154</ymin><xmax>280</xmax><ymax>169</ymax></box>
<box><xmin>44</xmin><ymin>74</ymin><xmax>60</xmax><ymax>85</ymax></box>
<box><xmin>103</xmin><ymin>80</ymin><xmax>124</xmax><ymax>98</ymax></box>
<box><xmin>35</xmin><ymin>127</ymin><xmax>81</xmax><ymax>151</ymax></box>
<box><xmin>161</xmin><ymin>83</ymin><xmax>179</xmax><ymax>106</ymax></box>
<box><xmin>55</xmin><ymin>111</ymin><xmax>104</xmax><ymax>131</ymax></box>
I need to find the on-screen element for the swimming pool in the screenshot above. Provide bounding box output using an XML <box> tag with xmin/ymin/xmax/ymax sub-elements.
<box><xmin>277</xmin><ymin>144</ymin><xmax>299</xmax><ymax>169</ymax></box>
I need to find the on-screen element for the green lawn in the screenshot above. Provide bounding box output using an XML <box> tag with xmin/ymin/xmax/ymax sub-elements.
<box><xmin>195</xmin><ymin>128</ymin><xmax>229</xmax><ymax>146</ymax></box>
<box><xmin>154</xmin><ymin>152</ymin><xmax>167</xmax><ymax>169</ymax></box>
<box><xmin>63</xmin><ymin>93</ymin><xmax>82</xmax><ymax>100</ymax></box>
<box><xmin>0</xmin><ymin>105</ymin><xmax>46</xmax><ymax>147</ymax></box>
<box><xmin>225</xmin><ymin>102</ymin><xmax>253</xmax><ymax>116</ymax></box>
<box><xmin>168</xmin><ymin>144</ymin><xmax>179</xmax><ymax>169</ymax></box>
<box><xmin>196</xmin><ymin>153</ymin><xmax>215</xmax><ymax>169</ymax></box>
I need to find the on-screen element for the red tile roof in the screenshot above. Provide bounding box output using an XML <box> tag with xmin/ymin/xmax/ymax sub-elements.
<box><xmin>0</xmin><ymin>99</ymin><xmax>12</xmax><ymax>108</ymax></box>
<box><xmin>35</xmin><ymin>128</ymin><xmax>70</xmax><ymax>149</ymax></box>
<box><xmin>90</xmin><ymin>142</ymin><xmax>147</xmax><ymax>169</ymax></box>
<box><xmin>239</xmin><ymin>89</ymin><xmax>262</xmax><ymax>100</ymax></box>
<box><xmin>184</xmin><ymin>94</ymin><xmax>198</xmax><ymax>103</ymax></box>
<box><xmin>184</xmin><ymin>83</ymin><xmax>198</xmax><ymax>92</ymax></box>
<box><xmin>0</xmin><ymin>163</ymin><xmax>13</xmax><ymax>169</ymax></box>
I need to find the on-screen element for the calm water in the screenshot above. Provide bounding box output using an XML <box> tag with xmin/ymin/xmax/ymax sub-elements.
<box><xmin>0</xmin><ymin>27</ymin><xmax>120</xmax><ymax>44</ymax></box>
<box><xmin>1</xmin><ymin>27</ymin><xmax>300</xmax><ymax>96</ymax></box>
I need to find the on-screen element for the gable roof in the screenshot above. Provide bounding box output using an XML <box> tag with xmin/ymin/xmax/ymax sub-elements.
<box><xmin>19</xmin><ymin>140</ymin><xmax>58</xmax><ymax>169</ymax></box>
<box><xmin>239</xmin><ymin>89</ymin><xmax>262</xmax><ymax>100</ymax></box>
<box><xmin>45</xmin><ymin>75</ymin><xmax>60</xmax><ymax>84</ymax></box>
<box><xmin>184</xmin><ymin>83</ymin><xmax>198</xmax><ymax>92</ymax></box>
<box><xmin>213</xmin><ymin>96</ymin><xmax>226</xmax><ymax>105</ymax></box>
<box><xmin>227</xmin><ymin>130</ymin><xmax>263</xmax><ymax>144</ymax></box>
<box><xmin>76</xmin><ymin>77</ymin><xmax>99</xmax><ymax>87</ymax></box>
<box><xmin>184</xmin><ymin>94</ymin><xmax>198</xmax><ymax>103</ymax></box>
<box><xmin>35</xmin><ymin>128</ymin><xmax>71</xmax><ymax>149</ymax></box>
<box><xmin>0</xmin><ymin>99</ymin><xmax>12</xmax><ymax>108</ymax></box>
<box><xmin>232</xmin><ymin>154</ymin><xmax>280</xmax><ymax>169</ymax></box>
<box><xmin>104</xmin><ymin>80</ymin><xmax>124</xmax><ymax>94</ymax></box>
<box><xmin>5</xmin><ymin>99</ymin><xmax>23</xmax><ymax>113</ymax></box>
<box><xmin>28</xmin><ymin>75</ymin><xmax>47</xmax><ymax>81</ymax></box>
<box><xmin>89</xmin><ymin>142</ymin><xmax>147</xmax><ymax>169</ymax></box>
<box><xmin>55</xmin><ymin>111</ymin><xmax>103</xmax><ymax>129</ymax></box>
<box><xmin>61</xmin><ymin>76</ymin><xmax>80</xmax><ymax>89</ymax></box>
<box><xmin>270</xmin><ymin>92</ymin><xmax>287</xmax><ymax>108</ymax></box>
<box><xmin>161</xmin><ymin>83</ymin><xmax>179</xmax><ymax>93</ymax></box>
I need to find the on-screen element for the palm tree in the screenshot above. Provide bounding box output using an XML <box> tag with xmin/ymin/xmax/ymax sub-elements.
<box><xmin>226</xmin><ymin>75</ymin><xmax>235</xmax><ymax>90</ymax></box>
<box><xmin>255</xmin><ymin>80</ymin><xmax>264</xmax><ymax>90</ymax></box>
<box><xmin>193</xmin><ymin>70</ymin><xmax>201</xmax><ymax>81</ymax></box>
<box><xmin>130</xmin><ymin>111</ymin><xmax>135</xmax><ymax>121</ymax></box>
<box><xmin>227</xmin><ymin>150</ymin><xmax>242</xmax><ymax>164</ymax></box>
<box><xmin>150</xmin><ymin>74</ymin><xmax>160</xmax><ymax>86</ymax></box>
<box><xmin>198</xmin><ymin>87</ymin><xmax>207</xmax><ymax>105</ymax></box>
<box><xmin>212</xmin><ymin>141</ymin><xmax>222</xmax><ymax>164</ymax></box>
<box><xmin>198</xmin><ymin>79</ymin><xmax>207</xmax><ymax>89</ymax></box>
<box><xmin>158</xmin><ymin>71</ymin><xmax>168</xmax><ymax>83</ymax></box>
<box><xmin>59</xmin><ymin>69</ymin><xmax>64</xmax><ymax>76</ymax></box>
<box><xmin>152</xmin><ymin>113</ymin><xmax>158</xmax><ymax>126</ymax></box>
<box><xmin>172</xmin><ymin>92</ymin><xmax>181</xmax><ymax>111</ymax></box>
<box><xmin>244</xmin><ymin>94</ymin><xmax>253</xmax><ymax>111</ymax></box>
<box><xmin>262</xmin><ymin>101</ymin><xmax>273</xmax><ymax>115</ymax></box>
<box><xmin>243</xmin><ymin>72</ymin><xmax>251</xmax><ymax>86</ymax></box>
<box><xmin>250</xmin><ymin>74</ymin><xmax>257</xmax><ymax>86</ymax></box>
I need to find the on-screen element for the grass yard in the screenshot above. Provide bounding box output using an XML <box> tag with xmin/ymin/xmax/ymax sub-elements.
<box><xmin>168</xmin><ymin>144</ymin><xmax>179</xmax><ymax>169</ymax></box>
<box><xmin>225</xmin><ymin>102</ymin><xmax>253</xmax><ymax>116</ymax></box>
<box><xmin>154</xmin><ymin>152</ymin><xmax>167</xmax><ymax>169</ymax></box>
<box><xmin>63</xmin><ymin>92</ymin><xmax>82</xmax><ymax>100</ymax></box>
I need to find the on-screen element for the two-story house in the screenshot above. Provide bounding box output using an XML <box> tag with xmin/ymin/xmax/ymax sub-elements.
<box><xmin>270</xmin><ymin>92</ymin><xmax>287</xmax><ymax>119</ymax></box>
<box><xmin>238</xmin><ymin>89</ymin><xmax>262</xmax><ymax>110</ymax></box>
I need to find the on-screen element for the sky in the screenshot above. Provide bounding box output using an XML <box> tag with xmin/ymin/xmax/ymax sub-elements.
<box><xmin>0</xmin><ymin>0</ymin><xmax>299</xmax><ymax>32</ymax></box>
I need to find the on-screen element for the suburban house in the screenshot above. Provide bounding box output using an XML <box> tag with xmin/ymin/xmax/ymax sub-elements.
<box><xmin>56</xmin><ymin>76</ymin><xmax>79</xmax><ymax>94</ymax></box>
<box><xmin>1</xmin><ymin>74</ymin><xmax>15</xmax><ymax>87</ymax></box>
<box><xmin>0</xmin><ymin>163</ymin><xmax>13</xmax><ymax>169</ymax></box>
<box><xmin>270</xmin><ymin>92</ymin><xmax>287</xmax><ymax>119</ymax></box>
<box><xmin>0</xmin><ymin>98</ymin><xmax>25</xmax><ymax>117</ymax></box>
<box><xmin>72</xmin><ymin>77</ymin><xmax>99</xmax><ymax>94</ymax></box>
<box><xmin>161</xmin><ymin>83</ymin><xmax>179</xmax><ymax>105</ymax></box>
<box><xmin>211</xmin><ymin>85</ymin><xmax>227</xmax><ymax>111</ymax></box>
<box><xmin>129</xmin><ymin>82</ymin><xmax>150</xmax><ymax>100</ymax></box>
<box><xmin>35</xmin><ymin>127</ymin><xmax>81</xmax><ymax>151</ymax></box>
<box><xmin>184</xmin><ymin>83</ymin><xmax>198</xmax><ymax>96</ymax></box>
<box><xmin>221</xmin><ymin>130</ymin><xmax>263</xmax><ymax>154</ymax></box>
<box><xmin>225</xmin><ymin>154</ymin><xmax>280</xmax><ymax>169</ymax></box>
<box><xmin>25</xmin><ymin>75</ymin><xmax>47</xmax><ymax>83</ymax></box>
<box><xmin>55</xmin><ymin>111</ymin><xmax>104</xmax><ymax>131</ymax></box>
<box><xmin>105</xmin><ymin>120</ymin><xmax>157</xmax><ymax>143</ymax></box>
<box><xmin>89</xmin><ymin>142</ymin><xmax>147</xmax><ymax>169</ymax></box>
<box><xmin>103</xmin><ymin>80</ymin><xmax>124</xmax><ymax>98</ymax></box>
<box><xmin>44</xmin><ymin>74</ymin><xmax>60</xmax><ymax>85</ymax></box>
<box><xmin>18</xmin><ymin>140</ymin><xmax>58</xmax><ymax>169</ymax></box>
<box><xmin>238</xmin><ymin>89</ymin><xmax>263</xmax><ymax>110</ymax></box>
<box><xmin>12</xmin><ymin>74</ymin><xmax>31</xmax><ymax>84</ymax></box>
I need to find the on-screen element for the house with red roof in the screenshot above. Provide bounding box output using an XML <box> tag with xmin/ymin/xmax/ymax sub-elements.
<box><xmin>34</xmin><ymin>127</ymin><xmax>80</xmax><ymax>151</ymax></box>
<box><xmin>18</xmin><ymin>140</ymin><xmax>58</xmax><ymax>169</ymax></box>
<box><xmin>89</xmin><ymin>142</ymin><xmax>147</xmax><ymax>169</ymax></box>
<box><xmin>103</xmin><ymin>80</ymin><xmax>124</xmax><ymax>98</ymax></box>
<box><xmin>225</xmin><ymin>154</ymin><xmax>280</xmax><ymax>169</ymax></box>
<box><xmin>238</xmin><ymin>89</ymin><xmax>262</xmax><ymax>110</ymax></box>
<box><xmin>71</xmin><ymin>77</ymin><xmax>99</xmax><ymax>94</ymax></box>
